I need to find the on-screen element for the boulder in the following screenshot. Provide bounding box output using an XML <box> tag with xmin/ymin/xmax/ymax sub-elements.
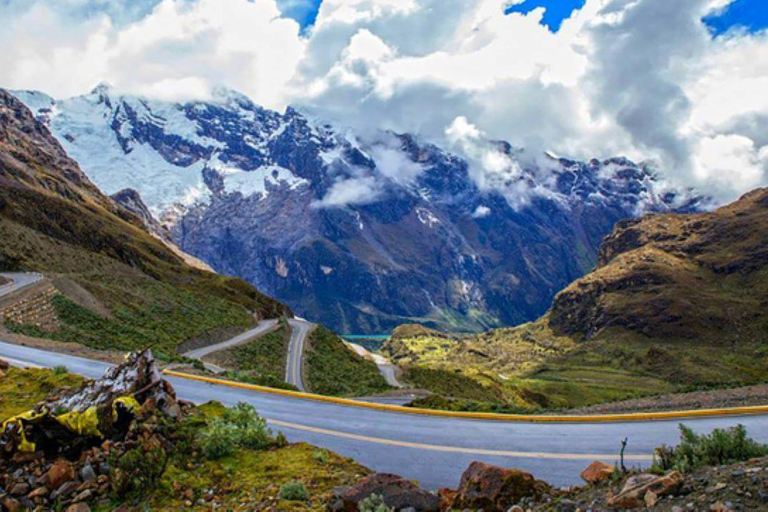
<box><xmin>580</xmin><ymin>461</ymin><xmax>615</xmax><ymax>484</ymax></box>
<box><xmin>448</xmin><ymin>462</ymin><xmax>550</xmax><ymax>512</ymax></box>
<box><xmin>328</xmin><ymin>473</ymin><xmax>439</xmax><ymax>511</ymax></box>
<box><xmin>48</xmin><ymin>459</ymin><xmax>76</xmax><ymax>490</ymax></box>
<box><xmin>607</xmin><ymin>471</ymin><xmax>684</xmax><ymax>509</ymax></box>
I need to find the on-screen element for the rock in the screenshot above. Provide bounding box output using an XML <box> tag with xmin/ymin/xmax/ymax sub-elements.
<box><xmin>80</xmin><ymin>464</ymin><xmax>96</xmax><ymax>483</ymax></box>
<box><xmin>710</xmin><ymin>502</ymin><xmax>730</xmax><ymax>511</ymax></box>
<box><xmin>449</xmin><ymin>462</ymin><xmax>550</xmax><ymax>512</ymax></box>
<box><xmin>51</xmin><ymin>481</ymin><xmax>80</xmax><ymax>501</ymax></box>
<box><xmin>48</xmin><ymin>459</ymin><xmax>76</xmax><ymax>490</ymax></box>
<box><xmin>328</xmin><ymin>473</ymin><xmax>440</xmax><ymax>511</ymax></box>
<box><xmin>645</xmin><ymin>489</ymin><xmax>659</xmax><ymax>508</ymax></box>
<box><xmin>66</xmin><ymin>503</ymin><xmax>91</xmax><ymax>512</ymax></box>
<box><xmin>508</xmin><ymin>506</ymin><xmax>524</xmax><ymax>512</ymax></box>
<box><xmin>607</xmin><ymin>471</ymin><xmax>684</xmax><ymax>509</ymax></box>
<box><xmin>27</xmin><ymin>487</ymin><xmax>49</xmax><ymax>499</ymax></box>
<box><xmin>672</xmin><ymin>507</ymin><xmax>685</xmax><ymax>512</ymax></box>
<box><xmin>580</xmin><ymin>461</ymin><xmax>615</xmax><ymax>485</ymax></box>
<box><xmin>9</xmin><ymin>483</ymin><xmax>29</xmax><ymax>496</ymax></box>
<box><xmin>0</xmin><ymin>496</ymin><xmax>22</xmax><ymax>512</ymax></box>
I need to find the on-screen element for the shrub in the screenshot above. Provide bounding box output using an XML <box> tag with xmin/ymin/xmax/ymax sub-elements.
<box><xmin>199</xmin><ymin>402</ymin><xmax>278</xmax><ymax>459</ymax></box>
<box><xmin>312</xmin><ymin>448</ymin><xmax>329</xmax><ymax>464</ymax></box>
<box><xmin>200</xmin><ymin>419</ymin><xmax>239</xmax><ymax>459</ymax></box>
<box><xmin>278</xmin><ymin>481</ymin><xmax>310</xmax><ymax>501</ymax></box>
<box><xmin>109</xmin><ymin>443</ymin><xmax>168</xmax><ymax>502</ymax></box>
<box><xmin>652</xmin><ymin>424</ymin><xmax>768</xmax><ymax>473</ymax></box>
<box><xmin>52</xmin><ymin>365</ymin><xmax>68</xmax><ymax>375</ymax></box>
<box><xmin>358</xmin><ymin>494</ymin><xmax>393</xmax><ymax>512</ymax></box>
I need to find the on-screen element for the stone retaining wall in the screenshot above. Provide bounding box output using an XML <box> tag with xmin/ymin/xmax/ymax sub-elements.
<box><xmin>0</xmin><ymin>281</ymin><xmax>60</xmax><ymax>332</ymax></box>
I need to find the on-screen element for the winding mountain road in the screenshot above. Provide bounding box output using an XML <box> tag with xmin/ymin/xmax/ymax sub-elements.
<box><xmin>0</xmin><ymin>273</ymin><xmax>43</xmax><ymax>299</ymax></box>
<box><xmin>286</xmin><ymin>318</ymin><xmax>311</xmax><ymax>391</ymax></box>
<box><xmin>183</xmin><ymin>319</ymin><xmax>279</xmax><ymax>360</ymax></box>
<box><xmin>2</xmin><ymin>340</ymin><xmax>767</xmax><ymax>490</ymax></box>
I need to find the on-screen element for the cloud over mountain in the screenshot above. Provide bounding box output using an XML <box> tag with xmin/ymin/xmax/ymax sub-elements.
<box><xmin>0</xmin><ymin>0</ymin><xmax>766</xmax><ymax>203</ymax></box>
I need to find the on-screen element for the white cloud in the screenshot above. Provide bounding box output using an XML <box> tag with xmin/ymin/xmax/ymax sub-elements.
<box><xmin>312</xmin><ymin>174</ymin><xmax>382</xmax><ymax>208</ymax></box>
<box><xmin>0</xmin><ymin>0</ymin><xmax>305</xmax><ymax>109</ymax></box>
<box><xmin>1</xmin><ymin>0</ymin><xmax>768</xmax><ymax>204</ymax></box>
<box><xmin>472</xmin><ymin>205</ymin><xmax>492</xmax><ymax>218</ymax></box>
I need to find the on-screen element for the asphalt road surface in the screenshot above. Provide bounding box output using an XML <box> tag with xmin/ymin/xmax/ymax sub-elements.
<box><xmin>183</xmin><ymin>319</ymin><xmax>279</xmax><ymax>359</ymax></box>
<box><xmin>0</xmin><ymin>273</ymin><xmax>42</xmax><ymax>299</ymax></box>
<box><xmin>2</xmin><ymin>340</ymin><xmax>768</xmax><ymax>490</ymax></box>
<box><xmin>286</xmin><ymin>319</ymin><xmax>311</xmax><ymax>391</ymax></box>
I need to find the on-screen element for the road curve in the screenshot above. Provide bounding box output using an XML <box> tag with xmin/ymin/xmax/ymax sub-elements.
<box><xmin>183</xmin><ymin>319</ymin><xmax>279</xmax><ymax>360</ymax></box>
<box><xmin>286</xmin><ymin>319</ymin><xmax>311</xmax><ymax>391</ymax></box>
<box><xmin>0</xmin><ymin>272</ymin><xmax>43</xmax><ymax>299</ymax></box>
<box><xmin>2</xmin><ymin>340</ymin><xmax>768</xmax><ymax>490</ymax></box>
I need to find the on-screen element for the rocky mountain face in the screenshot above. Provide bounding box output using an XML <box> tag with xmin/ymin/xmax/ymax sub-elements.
<box><xmin>549</xmin><ymin>187</ymin><xmax>768</xmax><ymax>341</ymax></box>
<box><xmin>0</xmin><ymin>88</ymin><xmax>286</xmax><ymax>353</ymax></box>
<box><xmin>14</xmin><ymin>86</ymin><xmax>702</xmax><ymax>334</ymax></box>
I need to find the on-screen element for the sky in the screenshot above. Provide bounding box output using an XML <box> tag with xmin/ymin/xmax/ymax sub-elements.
<box><xmin>0</xmin><ymin>0</ymin><xmax>767</xmax><ymax>205</ymax></box>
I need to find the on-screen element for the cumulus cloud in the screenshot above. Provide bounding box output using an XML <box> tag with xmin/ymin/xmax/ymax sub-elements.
<box><xmin>1</xmin><ymin>0</ymin><xmax>767</xmax><ymax>203</ymax></box>
<box><xmin>0</xmin><ymin>0</ymin><xmax>305</xmax><ymax>109</ymax></box>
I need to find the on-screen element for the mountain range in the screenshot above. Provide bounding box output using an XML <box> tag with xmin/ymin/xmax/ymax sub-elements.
<box><xmin>13</xmin><ymin>86</ymin><xmax>704</xmax><ymax>334</ymax></box>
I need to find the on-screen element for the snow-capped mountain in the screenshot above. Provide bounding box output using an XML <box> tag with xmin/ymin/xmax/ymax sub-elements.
<box><xmin>14</xmin><ymin>86</ymin><xmax>703</xmax><ymax>334</ymax></box>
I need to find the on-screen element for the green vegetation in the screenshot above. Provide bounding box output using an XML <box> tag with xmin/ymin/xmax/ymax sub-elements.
<box><xmin>0</xmin><ymin>275</ymin><xmax>8</xmax><ymax>286</ymax></box>
<box><xmin>278</xmin><ymin>481</ymin><xmax>311</xmax><ymax>501</ymax></box>
<box><xmin>359</xmin><ymin>494</ymin><xmax>394</xmax><ymax>512</ymax></box>
<box><xmin>0</xmin><ymin>177</ymin><xmax>285</xmax><ymax>358</ymax></box>
<box><xmin>653</xmin><ymin>425</ymin><xmax>768</xmax><ymax>474</ymax></box>
<box><xmin>152</xmin><ymin>401</ymin><xmax>370</xmax><ymax>511</ymax></box>
<box><xmin>209</xmin><ymin>321</ymin><xmax>290</xmax><ymax>380</ymax></box>
<box><xmin>0</xmin><ymin>367</ymin><xmax>84</xmax><ymax>421</ymax></box>
<box><xmin>306</xmin><ymin>326</ymin><xmax>390</xmax><ymax>397</ymax></box>
<box><xmin>200</xmin><ymin>402</ymin><xmax>282</xmax><ymax>460</ymax></box>
<box><xmin>402</xmin><ymin>366</ymin><xmax>502</xmax><ymax>403</ymax></box>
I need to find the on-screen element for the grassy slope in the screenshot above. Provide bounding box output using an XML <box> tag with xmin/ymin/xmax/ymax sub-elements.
<box><xmin>0</xmin><ymin>367</ymin><xmax>84</xmax><ymax>421</ymax></box>
<box><xmin>0</xmin><ymin>90</ymin><xmax>286</xmax><ymax>359</ymax></box>
<box><xmin>306</xmin><ymin>327</ymin><xmax>390</xmax><ymax>397</ymax></box>
<box><xmin>0</xmin><ymin>276</ymin><xmax>8</xmax><ymax>286</ymax></box>
<box><xmin>388</xmin><ymin>190</ymin><xmax>768</xmax><ymax>412</ymax></box>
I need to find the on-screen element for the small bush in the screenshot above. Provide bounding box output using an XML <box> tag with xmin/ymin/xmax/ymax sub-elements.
<box><xmin>312</xmin><ymin>448</ymin><xmax>329</xmax><ymax>464</ymax></box>
<box><xmin>278</xmin><ymin>481</ymin><xmax>310</xmax><ymax>501</ymax></box>
<box><xmin>199</xmin><ymin>402</ymin><xmax>278</xmax><ymax>459</ymax></box>
<box><xmin>52</xmin><ymin>365</ymin><xmax>68</xmax><ymax>375</ymax></box>
<box><xmin>358</xmin><ymin>494</ymin><xmax>393</xmax><ymax>512</ymax></box>
<box><xmin>109</xmin><ymin>443</ymin><xmax>168</xmax><ymax>502</ymax></box>
<box><xmin>652</xmin><ymin>424</ymin><xmax>768</xmax><ymax>473</ymax></box>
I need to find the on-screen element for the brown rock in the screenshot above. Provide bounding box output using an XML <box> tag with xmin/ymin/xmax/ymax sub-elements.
<box><xmin>28</xmin><ymin>487</ymin><xmax>49</xmax><ymax>499</ymax></box>
<box><xmin>645</xmin><ymin>489</ymin><xmax>659</xmax><ymax>508</ymax></box>
<box><xmin>0</xmin><ymin>496</ymin><xmax>22</xmax><ymax>512</ymax></box>
<box><xmin>438</xmin><ymin>488</ymin><xmax>458</xmax><ymax>511</ymax></box>
<box><xmin>607</xmin><ymin>471</ymin><xmax>684</xmax><ymax>509</ymax></box>
<box><xmin>66</xmin><ymin>503</ymin><xmax>91</xmax><ymax>512</ymax></box>
<box><xmin>329</xmin><ymin>473</ymin><xmax>439</xmax><ymax>511</ymax></box>
<box><xmin>450</xmin><ymin>462</ymin><xmax>550</xmax><ymax>512</ymax></box>
<box><xmin>580</xmin><ymin>461</ymin><xmax>615</xmax><ymax>484</ymax></box>
<box><xmin>48</xmin><ymin>459</ymin><xmax>76</xmax><ymax>490</ymax></box>
<box><xmin>9</xmin><ymin>483</ymin><xmax>30</xmax><ymax>496</ymax></box>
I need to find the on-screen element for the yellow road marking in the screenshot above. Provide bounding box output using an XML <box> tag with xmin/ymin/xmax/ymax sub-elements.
<box><xmin>270</xmin><ymin>419</ymin><xmax>653</xmax><ymax>461</ymax></box>
<box><xmin>163</xmin><ymin>370</ymin><xmax>768</xmax><ymax>423</ymax></box>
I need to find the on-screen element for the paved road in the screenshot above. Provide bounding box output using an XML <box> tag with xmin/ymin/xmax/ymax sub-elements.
<box><xmin>183</xmin><ymin>319</ymin><xmax>279</xmax><ymax>360</ymax></box>
<box><xmin>0</xmin><ymin>272</ymin><xmax>43</xmax><ymax>299</ymax></box>
<box><xmin>2</xmin><ymin>341</ymin><xmax>768</xmax><ymax>490</ymax></box>
<box><xmin>286</xmin><ymin>319</ymin><xmax>311</xmax><ymax>391</ymax></box>
<box><xmin>346</xmin><ymin>341</ymin><xmax>404</xmax><ymax>388</ymax></box>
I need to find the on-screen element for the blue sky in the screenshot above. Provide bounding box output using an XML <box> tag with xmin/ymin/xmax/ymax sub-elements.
<box><xmin>704</xmin><ymin>0</ymin><xmax>768</xmax><ymax>36</ymax></box>
<box><xmin>504</xmin><ymin>0</ymin><xmax>767</xmax><ymax>34</ymax></box>
<box><xmin>277</xmin><ymin>0</ymin><xmax>322</xmax><ymax>29</ymax></box>
<box><xmin>505</xmin><ymin>0</ymin><xmax>586</xmax><ymax>32</ymax></box>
